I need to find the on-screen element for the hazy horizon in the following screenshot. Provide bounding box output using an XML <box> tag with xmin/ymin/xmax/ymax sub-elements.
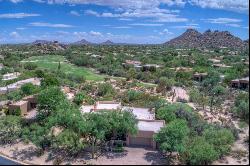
<box><xmin>0</xmin><ymin>0</ymin><xmax>249</xmax><ymax>44</ymax></box>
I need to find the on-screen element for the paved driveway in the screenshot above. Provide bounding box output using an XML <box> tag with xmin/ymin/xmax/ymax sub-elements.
<box><xmin>91</xmin><ymin>147</ymin><xmax>167</xmax><ymax>165</ymax></box>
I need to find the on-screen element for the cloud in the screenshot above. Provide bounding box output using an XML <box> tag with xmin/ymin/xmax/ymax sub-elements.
<box><xmin>32</xmin><ymin>0</ymin><xmax>45</xmax><ymax>3</ymax></box>
<box><xmin>202</xmin><ymin>18</ymin><xmax>243</xmax><ymax>28</ymax></box>
<box><xmin>41</xmin><ymin>0</ymin><xmax>187</xmax><ymax>9</ymax></box>
<box><xmin>29</xmin><ymin>22</ymin><xmax>74</xmax><ymax>28</ymax></box>
<box><xmin>9</xmin><ymin>31</ymin><xmax>20</xmax><ymax>38</ymax></box>
<box><xmin>129</xmin><ymin>23</ymin><xmax>164</xmax><ymax>27</ymax></box>
<box><xmin>225</xmin><ymin>24</ymin><xmax>241</xmax><ymax>28</ymax></box>
<box><xmin>70</xmin><ymin>10</ymin><xmax>80</xmax><ymax>16</ymax></box>
<box><xmin>202</xmin><ymin>17</ymin><xmax>242</xmax><ymax>24</ymax></box>
<box><xmin>8</xmin><ymin>0</ymin><xmax>23</xmax><ymax>3</ymax></box>
<box><xmin>171</xmin><ymin>24</ymin><xmax>200</xmax><ymax>29</ymax></box>
<box><xmin>16</xmin><ymin>27</ymin><xmax>26</xmax><ymax>30</ymax></box>
<box><xmin>84</xmin><ymin>10</ymin><xmax>100</xmax><ymax>17</ymax></box>
<box><xmin>119</xmin><ymin>18</ymin><xmax>133</xmax><ymax>21</ymax></box>
<box><xmin>89</xmin><ymin>31</ymin><xmax>102</xmax><ymax>36</ymax></box>
<box><xmin>159</xmin><ymin>28</ymin><xmax>174</xmax><ymax>35</ymax></box>
<box><xmin>7</xmin><ymin>0</ymin><xmax>249</xmax><ymax>13</ymax></box>
<box><xmin>0</xmin><ymin>13</ymin><xmax>41</xmax><ymax>18</ymax></box>
<box><xmin>113</xmin><ymin>26</ymin><xmax>132</xmax><ymax>29</ymax></box>
<box><xmin>56</xmin><ymin>31</ymin><xmax>70</xmax><ymax>35</ymax></box>
<box><xmin>85</xmin><ymin>9</ymin><xmax>188</xmax><ymax>23</ymax></box>
<box><xmin>189</xmin><ymin>0</ymin><xmax>249</xmax><ymax>13</ymax></box>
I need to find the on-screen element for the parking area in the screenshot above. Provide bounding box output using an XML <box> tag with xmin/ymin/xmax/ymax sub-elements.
<box><xmin>91</xmin><ymin>147</ymin><xmax>167</xmax><ymax>165</ymax></box>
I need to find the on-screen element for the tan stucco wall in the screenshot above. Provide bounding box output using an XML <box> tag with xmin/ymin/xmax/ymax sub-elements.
<box><xmin>8</xmin><ymin>101</ymin><xmax>29</xmax><ymax>116</ymax></box>
<box><xmin>126</xmin><ymin>131</ymin><xmax>157</xmax><ymax>149</ymax></box>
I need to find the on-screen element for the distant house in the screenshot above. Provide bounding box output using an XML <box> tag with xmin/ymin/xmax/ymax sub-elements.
<box><xmin>0</xmin><ymin>78</ymin><xmax>41</xmax><ymax>95</ymax></box>
<box><xmin>122</xmin><ymin>60</ymin><xmax>143</xmax><ymax>71</ymax></box>
<box><xmin>91</xmin><ymin>54</ymin><xmax>103</xmax><ymax>60</ymax></box>
<box><xmin>2</xmin><ymin>72</ymin><xmax>21</xmax><ymax>81</ymax></box>
<box><xmin>81</xmin><ymin>101</ymin><xmax>122</xmax><ymax>113</ymax></box>
<box><xmin>125</xmin><ymin>60</ymin><xmax>142</xmax><ymax>66</ymax></box>
<box><xmin>8</xmin><ymin>95</ymin><xmax>37</xmax><ymax>117</ymax></box>
<box><xmin>81</xmin><ymin>101</ymin><xmax>165</xmax><ymax>149</ymax></box>
<box><xmin>193</xmin><ymin>72</ymin><xmax>208</xmax><ymax>82</ymax></box>
<box><xmin>208</xmin><ymin>58</ymin><xmax>221</xmax><ymax>64</ymax></box>
<box><xmin>212</xmin><ymin>64</ymin><xmax>232</xmax><ymax>68</ymax></box>
<box><xmin>231</xmin><ymin>77</ymin><xmax>249</xmax><ymax>90</ymax></box>
<box><xmin>142</xmin><ymin>64</ymin><xmax>162</xmax><ymax>72</ymax></box>
<box><xmin>175</xmin><ymin>67</ymin><xmax>193</xmax><ymax>72</ymax></box>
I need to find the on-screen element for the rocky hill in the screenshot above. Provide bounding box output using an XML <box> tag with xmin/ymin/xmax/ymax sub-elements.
<box><xmin>101</xmin><ymin>40</ymin><xmax>114</xmax><ymax>45</ymax></box>
<box><xmin>165</xmin><ymin>29</ymin><xmax>248</xmax><ymax>50</ymax></box>
<box><xmin>72</xmin><ymin>39</ymin><xmax>93</xmax><ymax>45</ymax></box>
<box><xmin>31</xmin><ymin>40</ymin><xmax>67</xmax><ymax>52</ymax></box>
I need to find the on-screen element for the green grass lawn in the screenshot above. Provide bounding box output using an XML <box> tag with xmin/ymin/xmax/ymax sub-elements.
<box><xmin>22</xmin><ymin>55</ymin><xmax>104</xmax><ymax>81</ymax></box>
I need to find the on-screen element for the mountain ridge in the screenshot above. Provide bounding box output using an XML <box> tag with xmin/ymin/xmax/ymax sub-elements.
<box><xmin>165</xmin><ymin>29</ymin><xmax>248</xmax><ymax>49</ymax></box>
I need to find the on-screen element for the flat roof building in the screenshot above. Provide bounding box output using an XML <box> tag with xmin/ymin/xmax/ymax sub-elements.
<box><xmin>2</xmin><ymin>72</ymin><xmax>21</xmax><ymax>81</ymax></box>
<box><xmin>231</xmin><ymin>77</ymin><xmax>249</xmax><ymax>90</ymax></box>
<box><xmin>81</xmin><ymin>101</ymin><xmax>165</xmax><ymax>149</ymax></box>
<box><xmin>193</xmin><ymin>72</ymin><xmax>208</xmax><ymax>82</ymax></box>
<box><xmin>0</xmin><ymin>78</ymin><xmax>41</xmax><ymax>94</ymax></box>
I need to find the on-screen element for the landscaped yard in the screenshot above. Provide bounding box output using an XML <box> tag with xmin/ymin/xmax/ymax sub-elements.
<box><xmin>21</xmin><ymin>55</ymin><xmax>104</xmax><ymax>81</ymax></box>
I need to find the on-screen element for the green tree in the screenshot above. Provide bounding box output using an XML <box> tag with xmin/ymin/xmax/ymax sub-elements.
<box><xmin>156</xmin><ymin>106</ymin><xmax>176</xmax><ymax>123</ymax></box>
<box><xmin>154</xmin><ymin>119</ymin><xmax>189</xmax><ymax>154</ymax></box>
<box><xmin>97</xmin><ymin>83</ymin><xmax>115</xmax><ymax>97</ymax></box>
<box><xmin>84</xmin><ymin>113</ymin><xmax>109</xmax><ymax>159</ymax></box>
<box><xmin>209</xmin><ymin>85</ymin><xmax>226</xmax><ymax>113</ymax></box>
<box><xmin>7</xmin><ymin>90</ymin><xmax>23</xmax><ymax>101</ymax></box>
<box><xmin>24</xmin><ymin>62</ymin><xmax>38</xmax><ymax>70</ymax></box>
<box><xmin>202</xmin><ymin>70</ymin><xmax>220</xmax><ymax>92</ymax></box>
<box><xmin>35</xmin><ymin>69</ymin><xmax>45</xmax><ymax>78</ymax></box>
<box><xmin>22</xmin><ymin>124</ymin><xmax>51</xmax><ymax>151</ymax></box>
<box><xmin>203</xmin><ymin>127</ymin><xmax>235</xmax><ymax>157</ymax></box>
<box><xmin>84</xmin><ymin>110</ymin><xmax>138</xmax><ymax>159</ymax></box>
<box><xmin>21</xmin><ymin>83</ymin><xmax>39</xmax><ymax>96</ymax></box>
<box><xmin>37</xmin><ymin>87</ymin><xmax>66</xmax><ymax>118</ymax></box>
<box><xmin>104</xmin><ymin>110</ymin><xmax>138</xmax><ymax>140</ymax></box>
<box><xmin>233</xmin><ymin>93</ymin><xmax>249</xmax><ymax>123</ymax></box>
<box><xmin>184</xmin><ymin>137</ymin><xmax>218</xmax><ymax>165</ymax></box>
<box><xmin>126</xmin><ymin>68</ymin><xmax>137</xmax><ymax>80</ymax></box>
<box><xmin>0</xmin><ymin>116</ymin><xmax>22</xmax><ymax>144</ymax></box>
<box><xmin>156</xmin><ymin>77</ymin><xmax>175</xmax><ymax>95</ymax></box>
<box><xmin>189</xmin><ymin>89</ymin><xmax>208</xmax><ymax>110</ymax></box>
<box><xmin>53</xmin><ymin>129</ymin><xmax>85</xmax><ymax>155</ymax></box>
<box><xmin>57</xmin><ymin>61</ymin><xmax>61</xmax><ymax>71</ymax></box>
<box><xmin>41</xmin><ymin>74</ymin><xmax>60</xmax><ymax>87</ymax></box>
<box><xmin>73</xmin><ymin>92</ymin><xmax>85</xmax><ymax>106</ymax></box>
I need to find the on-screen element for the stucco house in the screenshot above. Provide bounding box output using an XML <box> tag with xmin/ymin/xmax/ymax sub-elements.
<box><xmin>126</xmin><ymin>120</ymin><xmax>165</xmax><ymax>149</ymax></box>
<box><xmin>81</xmin><ymin>101</ymin><xmax>165</xmax><ymax>149</ymax></box>
<box><xmin>8</xmin><ymin>95</ymin><xmax>38</xmax><ymax>117</ymax></box>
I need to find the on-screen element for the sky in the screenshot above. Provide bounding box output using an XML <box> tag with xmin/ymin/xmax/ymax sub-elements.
<box><xmin>0</xmin><ymin>0</ymin><xmax>249</xmax><ymax>44</ymax></box>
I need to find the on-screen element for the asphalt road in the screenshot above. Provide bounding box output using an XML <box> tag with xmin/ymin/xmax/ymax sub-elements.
<box><xmin>0</xmin><ymin>156</ymin><xmax>20</xmax><ymax>165</ymax></box>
